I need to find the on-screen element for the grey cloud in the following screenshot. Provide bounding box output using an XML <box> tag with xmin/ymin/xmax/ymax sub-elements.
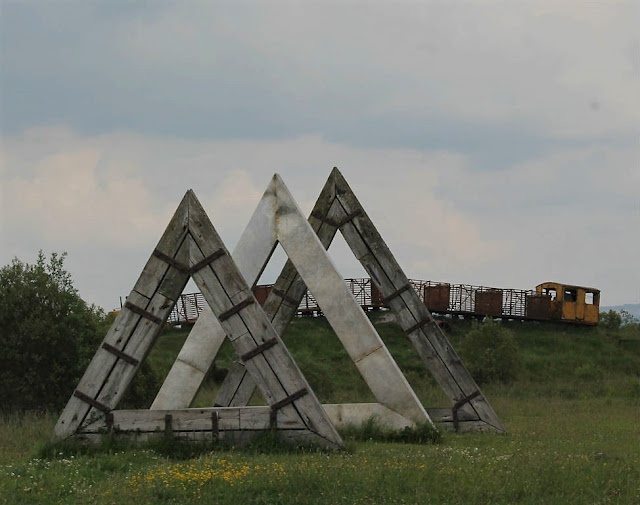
<box><xmin>3</xmin><ymin>1</ymin><xmax>637</xmax><ymax>154</ymax></box>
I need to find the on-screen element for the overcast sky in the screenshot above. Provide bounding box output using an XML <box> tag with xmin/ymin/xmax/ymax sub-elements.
<box><xmin>1</xmin><ymin>1</ymin><xmax>638</xmax><ymax>310</ymax></box>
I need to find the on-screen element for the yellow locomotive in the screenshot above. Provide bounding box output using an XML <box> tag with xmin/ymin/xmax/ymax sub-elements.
<box><xmin>527</xmin><ymin>282</ymin><xmax>600</xmax><ymax>325</ymax></box>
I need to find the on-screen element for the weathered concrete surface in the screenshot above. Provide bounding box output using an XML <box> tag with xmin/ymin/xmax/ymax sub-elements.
<box><xmin>151</xmin><ymin>183</ymin><xmax>278</xmax><ymax>410</ymax></box>
<box><xmin>153</xmin><ymin>176</ymin><xmax>431</xmax><ymax>427</ymax></box>
<box><xmin>274</xmin><ymin>179</ymin><xmax>430</xmax><ymax>425</ymax></box>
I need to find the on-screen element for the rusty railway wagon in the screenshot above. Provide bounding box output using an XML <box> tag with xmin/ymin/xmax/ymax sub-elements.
<box><xmin>167</xmin><ymin>278</ymin><xmax>600</xmax><ymax>326</ymax></box>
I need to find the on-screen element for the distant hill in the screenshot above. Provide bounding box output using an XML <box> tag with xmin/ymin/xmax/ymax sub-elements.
<box><xmin>600</xmin><ymin>303</ymin><xmax>640</xmax><ymax>320</ymax></box>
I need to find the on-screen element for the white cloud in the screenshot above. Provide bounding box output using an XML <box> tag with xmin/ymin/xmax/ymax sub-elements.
<box><xmin>2</xmin><ymin>131</ymin><xmax>173</xmax><ymax>248</ymax></box>
<box><xmin>1</xmin><ymin>127</ymin><xmax>517</xmax><ymax>308</ymax></box>
<box><xmin>2</xmin><ymin>126</ymin><xmax>637</xmax><ymax>309</ymax></box>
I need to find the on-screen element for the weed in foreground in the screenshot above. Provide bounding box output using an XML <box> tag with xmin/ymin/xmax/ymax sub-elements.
<box><xmin>36</xmin><ymin>429</ymin><xmax>335</xmax><ymax>464</ymax></box>
<box><xmin>339</xmin><ymin>417</ymin><xmax>442</xmax><ymax>445</ymax></box>
<box><xmin>36</xmin><ymin>433</ymin><xmax>130</xmax><ymax>461</ymax></box>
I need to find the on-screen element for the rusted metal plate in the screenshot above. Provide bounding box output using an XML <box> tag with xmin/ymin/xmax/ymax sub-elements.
<box><xmin>189</xmin><ymin>248</ymin><xmax>226</xmax><ymax>274</ymax></box>
<box><xmin>424</xmin><ymin>284</ymin><xmax>451</xmax><ymax>313</ymax></box>
<box><xmin>475</xmin><ymin>289</ymin><xmax>503</xmax><ymax>317</ymax></box>
<box><xmin>271</xmin><ymin>388</ymin><xmax>309</xmax><ymax>412</ymax></box>
<box><xmin>525</xmin><ymin>294</ymin><xmax>552</xmax><ymax>320</ymax></box>
<box><xmin>218</xmin><ymin>298</ymin><xmax>254</xmax><ymax>322</ymax></box>
<box><xmin>370</xmin><ymin>282</ymin><xmax>384</xmax><ymax>307</ymax></box>
<box><xmin>383</xmin><ymin>283</ymin><xmax>412</xmax><ymax>304</ymax></box>
<box><xmin>101</xmin><ymin>343</ymin><xmax>140</xmax><ymax>366</ymax></box>
<box><xmin>73</xmin><ymin>390</ymin><xmax>110</xmax><ymax>413</ymax></box>
<box><xmin>252</xmin><ymin>285</ymin><xmax>272</xmax><ymax>306</ymax></box>
<box><xmin>152</xmin><ymin>249</ymin><xmax>189</xmax><ymax>273</ymax></box>
<box><xmin>241</xmin><ymin>338</ymin><xmax>278</xmax><ymax>362</ymax></box>
<box><xmin>124</xmin><ymin>301</ymin><xmax>163</xmax><ymax>325</ymax></box>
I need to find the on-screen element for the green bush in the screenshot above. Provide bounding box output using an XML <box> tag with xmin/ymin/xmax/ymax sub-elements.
<box><xmin>573</xmin><ymin>363</ymin><xmax>604</xmax><ymax>382</ymax></box>
<box><xmin>457</xmin><ymin>320</ymin><xmax>522</xmax><ymax>384</ymax></box>
<box><xmin>618</xmin><ymin>310</ymin><xmax>640</xmax><ymax>342</ymax></box>
<box><xmin>119</xmin><ymin>361</ymin><xmax>161</xmax><ymax>409</ymax></box>
<box><xmin>599</xmin><ymin>310</ymin><xmax>622</xmax><ymax>330</ymax></box>
<box><xmin>0</xmin><ymin>252</ymin><xmax>106</xmax><ymax>411</ymax></box>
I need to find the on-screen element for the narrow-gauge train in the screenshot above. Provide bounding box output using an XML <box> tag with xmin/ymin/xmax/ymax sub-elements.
<box><xmin>168</xmin><ymin>279</ymin><xmax>600</xmax><ymax>326</ymax></box>
<box><xmin>414</xmin><ymin>280</ymin><xmax>599</xmax><ymax>325</ymax></box>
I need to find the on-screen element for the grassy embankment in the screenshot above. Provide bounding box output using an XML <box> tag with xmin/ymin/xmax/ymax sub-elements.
<box><xmin>1</xmin><ymin>315</ymin><xmax>639</xmax><ymax>504</ymax></box>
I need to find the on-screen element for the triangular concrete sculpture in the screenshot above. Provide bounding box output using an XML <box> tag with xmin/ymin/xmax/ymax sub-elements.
<box><xmin>152</xmin><ymin>176</ymin><xmax>431</xmax><ymax>431</ymax></box>
<box><xmin>53</xmin><ymin>190</ymin><xmax>344</xmax><ymax>448</ymax></box>
<box><xmin>155</xmin><ymin>169</ymin><xmax>505</xmax><ymax>433</ymax></box>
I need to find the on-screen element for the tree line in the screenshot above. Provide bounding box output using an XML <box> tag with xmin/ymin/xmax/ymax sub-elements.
<box><xmin>0</xmin><ymin>252</ymin><xmax>155</xmax><ymax>412</ymax></box>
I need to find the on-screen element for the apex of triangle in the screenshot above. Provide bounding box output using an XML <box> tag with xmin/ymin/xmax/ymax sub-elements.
<box><xmin>177</xmin><ymin>189</ymin><xmax>199</xmax><ymax>212</ymax></box>
<box><xmin>185</xmin><ymin>189</ymin><xmax>207</xmax><ymax>212</ymax></box>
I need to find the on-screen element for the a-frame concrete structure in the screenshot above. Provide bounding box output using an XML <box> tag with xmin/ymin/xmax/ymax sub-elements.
<box><xmin>53</xmin><ymin>190</ymin><xmax>344</xmax><ymax>448</ymax></box>
<box><xmin>156</xmin><ymin>169</ymin><xmax>505</xmax><ymax>433</ymax></box>
<box><xmin>152</xmin><ymin>175</ymin><xmax>432</xmax><ymax>431</ymax></box>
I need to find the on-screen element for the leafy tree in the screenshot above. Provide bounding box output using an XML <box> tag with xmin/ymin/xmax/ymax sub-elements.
<box><xmin>619</xmin><ymin>309</ymin><xmax>639</xmax><ymax>326</ymax></box>
<box><xmin>0</xmin><ymin>252</ymin><xmax>105</xmax><ymax>411</ymax></box>
<box><xmin>618</xmin><ymin>310</ymin><xmax>640</xmax><ymax>341</ymax></box>
<box><xmin>599</xmin><ymin>310</ymin><xmax>622</xmax><ymax>330</ymax></box>
<box><xmin>457</xmin><ymin>320</ymin><xmax>522</xmax><ymax>384</ymax></box>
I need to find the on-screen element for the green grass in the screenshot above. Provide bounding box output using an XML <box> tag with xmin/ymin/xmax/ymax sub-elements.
<box><xmin>1</xmin><ymin>317</ymin><xmax>639</xmax><ymax>504</ymax></box>
<box><xmin>1</xmin><ymin>397</ymin><xmax>637</xmax><ymax>504</ymax></box>
<box><xmin>138</xmin><ymin>316</ymin><xmax>640</xmax><ymax>408</ymax></box>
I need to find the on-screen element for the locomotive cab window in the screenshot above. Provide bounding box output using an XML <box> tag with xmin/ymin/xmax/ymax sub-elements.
<box><xmin>542</xmin><ymin>287</ymin><xmax>557</xmax><ymax>300</ymax></box>
<box><xmin>564</xmin><ymin>288</ymin><xmax>577</xmax><ymax>302</ymax></box>
<box><xmin>585</xmin><ymin>291</ymin><xmax>597</xmax><ymax>305</ymax></box>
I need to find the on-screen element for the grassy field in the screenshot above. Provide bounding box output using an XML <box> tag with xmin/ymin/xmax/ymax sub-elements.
<box><xmin>1</xmin><ymin>316</ymin><xmax>639</xmax><ymax>504</ymax></box>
